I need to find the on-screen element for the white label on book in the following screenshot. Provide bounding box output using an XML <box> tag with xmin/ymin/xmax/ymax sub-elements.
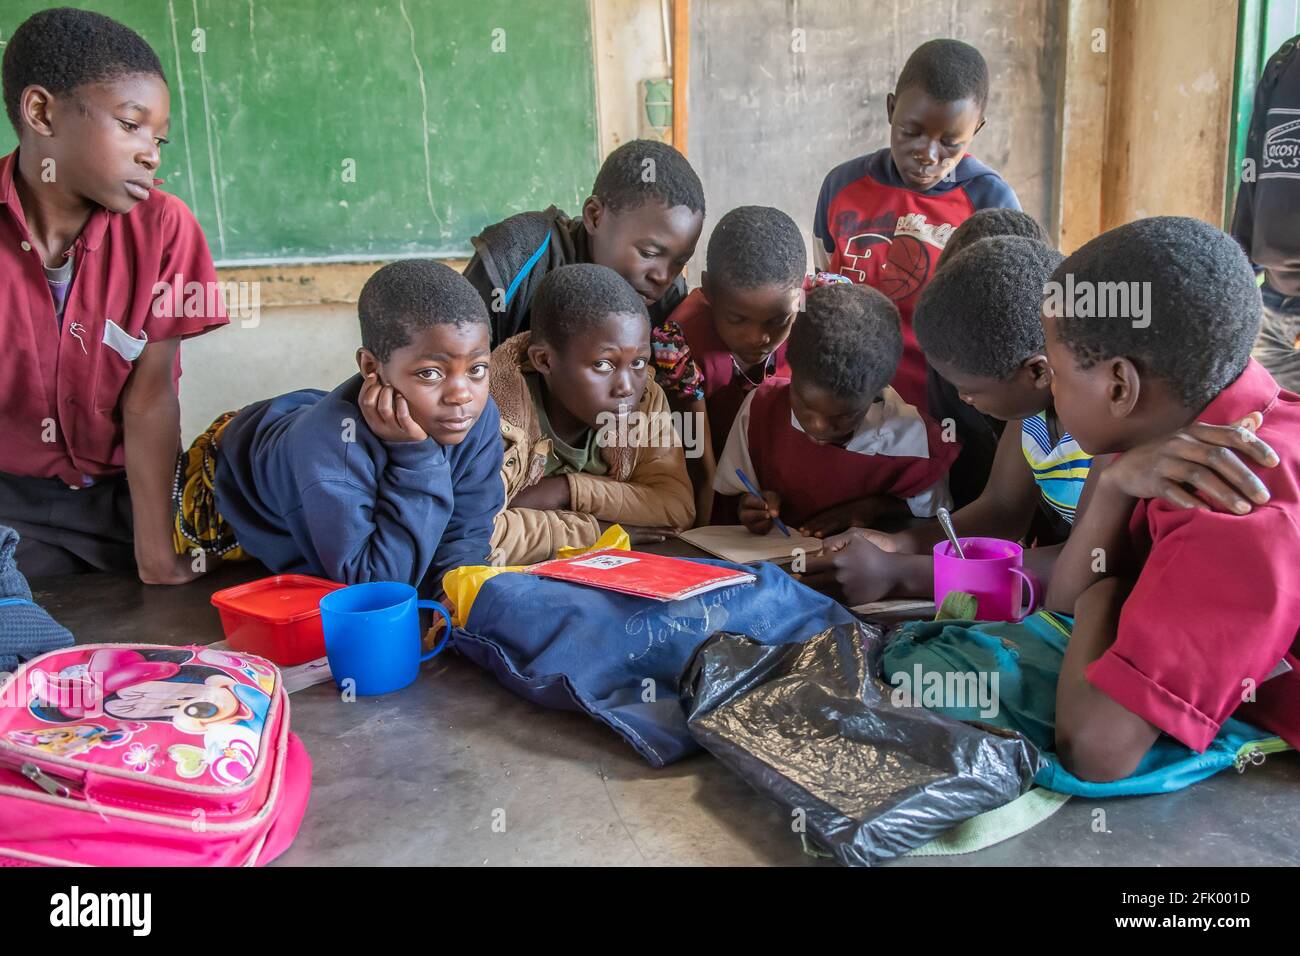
<box><xmin>570</xmin><ymin>555</ymin><xmax>639</xmax><ymax>570</ymax></box>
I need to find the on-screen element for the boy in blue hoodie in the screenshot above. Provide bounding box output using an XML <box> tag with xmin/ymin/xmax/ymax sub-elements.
<box><xmin>177</xmin><ymin>260</ymin><xmax>503</xmax><ymax>594</ymax></box>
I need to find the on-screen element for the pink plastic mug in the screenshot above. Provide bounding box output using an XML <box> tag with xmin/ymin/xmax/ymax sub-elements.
<box><xmin>932</xmin><ymin>536</ymin><xmax>1038</xmax><ymax>622</ymax></box>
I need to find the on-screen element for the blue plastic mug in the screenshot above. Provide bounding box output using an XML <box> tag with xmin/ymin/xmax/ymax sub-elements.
<box><xmin>318</xmin><ymin>581</ymin><xmax>451</xmax><ymax>696</ymax></box>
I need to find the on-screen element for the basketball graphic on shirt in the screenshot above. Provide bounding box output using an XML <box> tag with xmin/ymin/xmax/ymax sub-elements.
<box><xmin>838</xmin><ymin>232</ymin><xmax>891</xmax><ymax>285</ymax></box>
<box><xmin>838</xmin><ymin>232</ymin><xmax>931</xmax><ymax>303</ymax></box>
<box><xmin>877</xmin><ymin>234</ymin><xmax>931</xmax><ymax>301</ymax></box>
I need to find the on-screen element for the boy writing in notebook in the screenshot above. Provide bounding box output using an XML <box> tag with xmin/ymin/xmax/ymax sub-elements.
<box><xmin>714</xmin><ymin>283</ymin><xmax>957</xmax><ymax>538</ymax></box>
<box><xmin>812</xmin><ymin>38</ymin><xmax>1019</xmax><ymax>410</ymax></box>
<box><xmin>489</xmin><ymin>264</ymin><xmax>694</xmax><ymax>565</ymax></box>
<box><xmin>180</xmin><ymin>260</ymin><xmax>503</xmax><ymax>595</ymax></box>
<box><xmin>1041</xmin><ymin>217</ymin><xmax>1299</xmax><ymax>780</ymax></box>
<box><xmin>0</xmin><ymin>8</ymin><xmax>227</xmax><ymax>582</ymax></box>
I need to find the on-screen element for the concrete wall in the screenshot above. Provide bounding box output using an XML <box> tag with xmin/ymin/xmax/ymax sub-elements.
<box><xmin>591</xmin><ymin>0</ymin><xmax>674</xmax><ymax>154</ymax></box>
<box><xmin>686</xmin><ymin>0</ymin><xmax>1065</xmax><ymax>273</ymax></box>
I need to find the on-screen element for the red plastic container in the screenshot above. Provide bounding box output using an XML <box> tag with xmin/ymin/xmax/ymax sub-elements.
<box><xmin>210</xmin><ymin>574</ymin><xmax>345</xmax><ymax>665</ymax></box>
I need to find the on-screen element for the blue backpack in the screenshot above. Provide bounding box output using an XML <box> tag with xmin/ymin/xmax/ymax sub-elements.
<box><xmin>450</xmin><ymin>559</ymin><xmax>857</xmax><ymax>766</ymax></box>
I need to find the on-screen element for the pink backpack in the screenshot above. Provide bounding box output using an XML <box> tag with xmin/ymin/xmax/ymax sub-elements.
<box><xmin>0</xmin><ymin>643</ymin><xmax>311</xmax><ymax>866</ymax></box>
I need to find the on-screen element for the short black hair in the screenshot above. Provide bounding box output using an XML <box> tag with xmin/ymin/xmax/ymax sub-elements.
<box><xmin>591</xmin><ymin>139</ymin><xmax>705</xmax><ymax>217</ymax></box>
<box><xmin>1049</xmin><ymin>216</ymin><xmax>1261</xmax><ymax>411</ymax></box>
<box><xmin>787</xmin><ymin>284</ymin><xmax>902</xmax><ymax>399</ymax></box>
<box><xmin>895</xmin><ymin>39</ymin><xmax>990</xmax><ymax>111</ymax></box>
<box><xmin>358</xmin><ymin>260</ymin><xmax>488</xmax><ymax>362</ymax></box>
<box><xmin>3</xmin><ymin>8</ymin><xmax>165</xmax><ymax>134</ymax></box>
<box><xmin>705</xmin><ymin>205</ymin><xmax>806</xmax><ymax>291</ymax></box>
<box><xmin>531</xmin><ymin>263</ymin><xmax>649</xmax><ymax>351</ymax></box>
<box><xmin>916</xmin><ymin>236</ymin><xmax>1064</xmax><ymax>379</ymax></box>
<box><xmin>936</xmin><ymin>208</ymin><xmax>1050</xmax><ymax>270</ymax></box>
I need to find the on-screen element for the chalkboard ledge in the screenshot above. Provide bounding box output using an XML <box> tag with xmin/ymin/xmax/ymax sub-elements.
<box><xmin>213</xmin><ymin>259</ymin><xmax>469</xmax><ymax>308</ymax></box>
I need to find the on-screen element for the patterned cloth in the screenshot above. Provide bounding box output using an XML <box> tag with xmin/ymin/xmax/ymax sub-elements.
<box><xmin>650</xmin><ymin>314</ymin><xmax>705</xmax><ymax>402</ymax></box>
<box><xmin>173</xmin><ymin>411</ymin><xmax>247</xmax><ymax>560</ymax></box>
<box><xmin>802</xmin><ymin>271</ymin><xmax>855</xmax><ymax>290</ymax></box>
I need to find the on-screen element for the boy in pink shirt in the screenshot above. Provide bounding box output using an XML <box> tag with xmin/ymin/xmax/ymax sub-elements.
<box><xmin>1043</xmin><ymin>217</ymin><xmax>1300</xmax><ymax>780</ymax></box>
<box><xmin>0</xmin><ymin>9</ymin><xmax>226</xmax><ymax>582</ymax></box>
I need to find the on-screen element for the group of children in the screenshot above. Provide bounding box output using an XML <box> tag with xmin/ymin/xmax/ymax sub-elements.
<box><xmin>2</xmin><ymin>8</ymin><xmax>1297</xmax><ymax>783</ymax></box>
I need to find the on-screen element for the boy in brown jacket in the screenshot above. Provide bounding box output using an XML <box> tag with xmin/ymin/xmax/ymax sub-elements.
<box><xmin>489</xmin><ymin>264</ymin><xmax>695</xmax><ymax>564</ymax></box>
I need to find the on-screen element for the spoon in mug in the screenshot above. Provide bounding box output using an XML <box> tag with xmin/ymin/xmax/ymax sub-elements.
<box><xmin>936</xmin><ymin>507</ymin><xmax>966</xmax><ymax>560</ymax></box>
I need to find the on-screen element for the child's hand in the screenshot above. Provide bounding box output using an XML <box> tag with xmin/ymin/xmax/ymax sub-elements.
<box><xmin>1099</xmin><ymin>413</ymin><xmax>1278</xmax><ymax>513</ymax></box>
<box><xmin>137</xmin><ymin>550</ymin><xmax>206</xmax><ymax>587</ymax></box>
<box><xmin>738</xmin><ymin>491</ymin><xmax>782</xmax><ymax>535</ymax></box>
<box><xmin>359</xmin><ymin>373</ymin><xmax>428</xmax><ymax>443</ymax></box>
<box><xmin>799</xmin><ymin>498</ymin><xmax>890</xmax><ymax>538</ymax></box>
<box><xmin>509</xmin><ymin>476</ymin><xmax>572</xmax><ymax>511</ymax></box>
<box><xmin>821</xmin><ymin>527</ymin><xmax>901</xmax><ymax>555</ymax></box>
<box><xmin>796</xmin><ymin>533</ymin><xmax>900</xmax><ymax>605</ymax></box>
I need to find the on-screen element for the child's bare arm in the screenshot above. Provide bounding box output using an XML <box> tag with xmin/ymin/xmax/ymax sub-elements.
<box><xmin>122</xmin><ymin>338</ymin><xmax>200</xmax><ymax>586</ymax></box>
<box><xmin>678</xmin><ymin>397</ymin><xmax>716</xmax><ymax>527</ymax></box>
<box><xmin>1054</xmin><ymin>576</ymin><xmax>1160</xmax><ymax>781</ymax></box>
<box><xmin>895</xmin><ymin>422</ymin><xmax>1041</xmax><ymax>554</ymax></box>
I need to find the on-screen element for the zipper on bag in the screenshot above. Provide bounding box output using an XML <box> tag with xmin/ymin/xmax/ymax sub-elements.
<box><xmin>0</xmin><ymin>751</ymin><xmax>86</xmax><ymax>800</ymax></box>
<box><xmin>20</xmin><ymin>762</ymin><xmax>85</xmax><ymax>800</ymax></box>
<box><xmin>1233</xmin><ymin>737</ymin><xmax>1291</xmax><ymax>772</ymax></box>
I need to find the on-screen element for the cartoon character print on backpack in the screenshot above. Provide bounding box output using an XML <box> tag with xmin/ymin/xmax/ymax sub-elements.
<box><xmin>24</xmin><ymin>648</ymin><xmax>272</xmax><ymax>786</ymax></box>
<box><xmin>7</xmin><ymin>721</ymin><xmax>147</xmax><ymax>759</ymax></box>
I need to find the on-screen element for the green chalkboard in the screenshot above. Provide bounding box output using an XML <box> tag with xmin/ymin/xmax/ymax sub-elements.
<box><xmin>0</xmin><ymin>1</ymin><xmax>599</xmax><ymax>264</ymax></box>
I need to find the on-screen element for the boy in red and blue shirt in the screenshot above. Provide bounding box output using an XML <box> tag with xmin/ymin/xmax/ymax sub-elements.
<box><xmin>812</xmin><ymin>39</ymin><xmax>1019</xmax><ymax>409</ymax></box>
<box><xmin>0</xmin><ymin>9</ymin><xmax>226</xmax><ymax>582</ymax></box>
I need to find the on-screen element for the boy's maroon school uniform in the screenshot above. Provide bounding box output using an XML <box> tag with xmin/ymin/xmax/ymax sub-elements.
<box><xmin>0</xmin><ymin>150</ymin><xmax>227</xmax><ymax>571</ymax></box>
<box><xmin>812</xmin><ymin>149</ymin><xmax>1020</xmax><ymax>410</ymax></box>
<box><xmin>713</xmin><ymin>378</ymin><xmax>960</xmax><ymax>527</ymax></box>
<box><xmin>672</xmin><ymin>289</ymin><xmax>791</xmax><ymax>458</ymax></box>
<box><xmin>1086</xmin><ymin>360</ymin><xmax>1300</xmax><ymax>751</ymax></box>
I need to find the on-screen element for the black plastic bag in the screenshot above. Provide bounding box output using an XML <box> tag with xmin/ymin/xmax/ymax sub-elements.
<box><xmin>680</xmin><ymin>619</ymin><xmax>1044</xmax><ymax>866</ymax></box>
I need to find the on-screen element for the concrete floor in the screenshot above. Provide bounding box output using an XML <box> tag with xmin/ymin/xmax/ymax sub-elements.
<box><xmin>29</xmin><ymin>561</ymin><xmax>1300</xmax><ymax>867</ymax></box>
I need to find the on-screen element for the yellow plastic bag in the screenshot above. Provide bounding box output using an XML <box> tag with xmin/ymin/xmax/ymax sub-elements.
<box><xmin>440</xmin><ymin>525</ymin><xmax>632</xmax><ymax>627</ymax></box>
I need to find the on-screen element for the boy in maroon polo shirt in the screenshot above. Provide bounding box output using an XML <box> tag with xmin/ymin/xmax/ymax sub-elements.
<box><xmin>1043</xmin><ymin>217</ymin><xmax>1300</xmax><ymax>781</ymax></box>
<box><xmin>0</xmin><ymin>9</ymin><xmax>226</xmax><ymax>582</ymax></box>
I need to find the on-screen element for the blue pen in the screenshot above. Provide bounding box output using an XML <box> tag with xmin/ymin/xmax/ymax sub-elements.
<box><xmin>735</xmin><ymin>468</ymin><xmax>791</xmax><ymax>537</ymax></box>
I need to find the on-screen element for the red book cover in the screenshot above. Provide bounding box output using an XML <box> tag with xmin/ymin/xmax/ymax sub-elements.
<box><xmin>524</xmin><ymin>549</ymin><xmax>756</xmax><ymax>601</ymax></box>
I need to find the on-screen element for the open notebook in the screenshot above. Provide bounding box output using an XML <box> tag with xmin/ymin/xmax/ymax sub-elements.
<box><xmin>678</xmin><ymin>525</ymin><xmax>824</xmax><ymax>565</ymax></box>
